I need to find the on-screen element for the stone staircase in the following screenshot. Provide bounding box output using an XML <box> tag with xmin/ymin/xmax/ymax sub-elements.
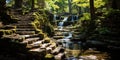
<box><xmin>52</xmin><ymin>16</ymin><xmax>111</xmax><ymax>60</ymax></box>
<box><xmin>15</xmin><ymin>13</ymin><xmax>36</xmax><ymax>35</ymax></box>
<box><xmin>99</xmin><ymin>11</ymin><xmax>120</xmax><ymax>50</ymax></box>
<box><xmin>0</xmin><ymin>12</ymin><xmax>66</xmax><ymax>60</ymax></box>
<box><xmin>1</xmin><ymin>34</ymin><xmax>63</xmax><ymax>60</ymax></box>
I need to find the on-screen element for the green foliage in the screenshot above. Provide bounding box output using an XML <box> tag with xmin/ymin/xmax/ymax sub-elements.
<box><xmin>94</xmin><ymin>0</ymin><xmax>105</xmax><ymax>8</ymax></box>
<box><xmin>32</xmin><ymin>10</ymin><xmax>54</xmax><ymax>37</ymax></box>
<box><xmin>45</xmin><ymin>0</ymin><xmax>60</xmax><ymax>13</ymax></box>
<box><xmin>72</xmin><ymin>0</ymin><xmax>89</xmax><ymax>8</ymax></box>
<box><xmin>80</xmin><ymin>13</ymin><xmax>90</xmax><ymax>21</ymax></box>
<box><xmin>0</xmin><ymin>29</ymin><xmax>16</xmax><ymax>35</ymax></box>
<box><xmin>44</xmin><ymin>0</ymin><xmax>107</xmax><ymax>14</ymax></box>
<box><xmin>45</xmin><ymin>54</ymin><xmax>54</xmax><ymax>58</ymax></box>
<box><xmin>103</xmin><ymin>9</ymin><xmax>120</xmax><ymax>17</ymax></box>
<box><xmin>0</xmin><ymin>26</ymin><xmax>16</xmax><ymax>35</ymax></box>
<box><xmin>96</xmin><ymin>27</ymin><xmax>110</xmax><ymax>34</ymax></box>
<box><xmin>6</xmin><ymin>0</ymin><xmax>14</xmax><ymax>7</ymax></box>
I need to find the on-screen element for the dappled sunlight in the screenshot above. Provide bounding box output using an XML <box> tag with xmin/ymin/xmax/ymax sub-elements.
<box><xmin>0</xmin><ymin>0</ymin><xmax>120</xmax><ymax>60</ymax></box>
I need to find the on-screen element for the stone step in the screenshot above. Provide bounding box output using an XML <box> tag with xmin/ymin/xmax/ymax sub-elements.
<box><xmin>29</xmin><ymin>48</ymin><xmax>46</xmax><ymax>53</ymax></box>
<box><xmin>40</xmin><ymin>43</ymin><xmax>51</xmax><ymax>49</ymax></box>
<box><xmin>86</xmin><ymin>40</ymin><xmax>107</xmax><ymax>48</ymax></box>
<box><xmin>107</xmin><ymin>45</ymin><xmax>120</xmax><ymax>50</ymax></box>
<box><xmin>101</xmin><ymin>36</ymin><xmax>120</xmax><ymax>40</ymax></box>
<box><xmin>21</xmin><ymin>37</ymin><xmax>40</xmax><ymax>44</ymax></box>
<box><xmin>47</xmin><ymin>44</ymin><xmax>56</xmax><ymax>50</ymax></box>
<box><xmin>16</xmin><ymin>28</ymin><xmax>35</xmax><ymax>31</ymax></box>
<box><xmin>54</xmin><ymin>53</ymin><xmax>65</xmax><ymax>60</ymax></box>
<box><xmin>102</xmin><ymin>40</ymin><xmax>120</xmax><ymax>46</ymax></box>
<box><xmin>18</xmin><ymin>23</ymin><xmax>32</xmax><ymax>25</ymax></box>
<box><xmin>16</xmin><ymin>31</ymin><xmax>35</xmax><ymax>35</ymax></box>
<box><xmin>64</xmin><ymin>26</ymin><xmax>75</xmax><ymax>29</ymax></box>
<box><xmin>73</xmin><ymin>29</ymin><xmax>80</xmax><ymax>32</ymax></box>
<box><xmin>17</xmin><ymin>20</ymin><xmax>32</xmax><ymax>23</ymax></box>
<box><xmin>26</xmin><ymin>40</ymin><xmax>44</xmax><ymax>49</ymax></box>
<box><xmin>52</xmin><ymin>47</ymin><xmax>64</xmax><ymax>55</ymax></box>
<box><xmin>20</xmin><ymin>34</ymin><xmax>43</xmax><ymax>39</ymax></box>
<box><xmin>54</xmin><ymin>32</ymin><xmax>64</xmax><ymax>36</ymax></box>
<box><xmin>16</xmin><ymin>23</ymin><xmax>32</xmax><ymax>26</ymax></box>
<box><xmin>2</xmin><ymin>34</ymin><xmax>24</xmax><ymax>42</ymax></box>
<box><xmin>17</xmin><ymin>24</ymin><xmax>31</xmax><ymax>27</ymax></box>
<box><xmin>56</xmin><ymin>21</ymin><xmax>74</xmax><ymax>26</ymax></box>
<box><xmin>17</xmin><ymin>17</ymin><xmax>34</xmax><ymax>21</ymax></box>
<box><xmin>0</xmin><ymin>29</ymin><xmax>16</xmax><ymax>35</ymax></box>
<box><xmin>17</xmin><ymin>25</ymin><xmax>34</xmax><ymax>28</ymax></box>
<box><xmin>53</xmin><ymin>36</ymin><xmax>65</xmax><ymax>39</ymax></box>
<box><xmin>71</xmin><ymin>38</ymin><xmax>81</xmax><ymax>41</ymax></box>
<box><xmin>54</xmin><ymin>29</ymin><xmax>70</xmax><ymax>32</ymax></box>
<box><xmin>0</xmin><ymin>25</ymin><xmax>16</xmax><ymax>29</ymax></box>
<box><xmin>73</xmin><ymin>34</ymin><xmax>81</xmax><ymax>38</ymax></box>
<box><xmin>73</xmin><ymin>32</ymin><xmax>81</xmax><ymax>35</ymax></box>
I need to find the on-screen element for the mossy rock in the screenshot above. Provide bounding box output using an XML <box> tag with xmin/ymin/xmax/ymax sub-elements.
<box><xmin>32</xmin><ymin>10</ymin><xmax>54</xmax><ymax>37</ymax></box>
<box><xmin>44</xmin><ymin>37</ymin><xmax>51</xmax><ymax>43</ymax></box>
<box><xmin>0</xmin><ymin>29</ymin><xmax>16</xmax><ymax>35</ymax></box>
<box><xmin>45</xmin><ymin>53</ymin><xmax>54</xmax><ymax>59</ymax></box>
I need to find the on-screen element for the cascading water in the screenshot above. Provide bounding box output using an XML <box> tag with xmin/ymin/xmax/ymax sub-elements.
<box><xmin>58</xmin><ymin>17</ymin><xmax>68</xmax><ymax>30</ymax></box>
<box><xmin>71</xmin><ymin>15</ymin><xmax>74</xmax><ymax>22</ymax></box>
<box><xmin>57</xmin><ymin>16</ymin><xmax>81</xmax><ymax>49</ymax></box>
<box><xmin>53</xmin><ymin>14</ymin><xmax>57</xmax><ymax>21</ymax></box>
<box><xmin>63</xmin><ymin>32</ymin><xmax>73</xmax><ymax>49</ymax></box>
<box><xmin>64</xmin><ymin>32</ymin><xmax>72</xmax><ymax>39</ymax></box>
<box><xmin>76</xmin><ymin>15</ymin><xmax>78</xmax><ymax>20</ymax></box>
<box><xmin>63</xmin><ymin>17</ymin><xmax>68</xmax><ymax>22</ymax></box>
<box><xmin>71</xmin><ymin>15</ymin><xmax>79</xmax><ymax>21</ymax></box>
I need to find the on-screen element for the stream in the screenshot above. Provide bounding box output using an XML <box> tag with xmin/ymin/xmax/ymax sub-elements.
<box><xmin>53</xmin><ymin>14</ymin><xmax>111</xmax><ymax>60</ymax></box>
<box><xmin>55</xmin><ymin>15</ymin><xmax>81</xmax><ymax>49</ymax></box>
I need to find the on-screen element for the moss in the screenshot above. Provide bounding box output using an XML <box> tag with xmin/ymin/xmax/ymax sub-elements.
<box><xmin>0</xmin><ymin>29</ymin><xmax>16</xmax><ymax>35</ymax></box>
<box><xmin>45</xmin><ymin>53</ymin><xmax>54</xmax><ymax>58</ymax></box>
<box><xmin>0</xmin><ymin>25</ymin><xmax>16</xmax><ymax>37</ymax></box>
<box><xmin>31</xmin><ymin>10</ymin><xmax>54</xmax><ymax>37</ymax></box>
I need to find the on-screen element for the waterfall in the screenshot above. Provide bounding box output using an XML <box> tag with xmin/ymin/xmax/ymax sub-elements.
<box><xmin>59</xmin><ymin>32</ymin><xmax>73</xmax><ymax>49</ymax></box>
<box><xmin>58</xmin><ymin>17</ymin><xmax>68</xmax><ymax>30</ymax></box>
<box><xmin>58</xmin><ymin>22</ymin><xmax>64</xmax><ymax>30</ymax></box>
<box><xmin>64</xmin><ymin>32</ymin><xmax>72</xmax><ymax>39</ymax></box>
<box><xmin>63</xmin><ymin>17</ymin><xmax>68</xmax><ymax>22</ymax></box>
<box><xmin>71</xmin><ymin>15</ymin><xmax>74</xmax><ymax>22</ymax></box>
<box><xmin>53</xmin><ymin>14</ymin><xmax>57</xmax><ymax>21</ymax></box>
<box><xmin>76</xmin><ymin>15</ymin><xmax>78</xmax><ymax>20</ymax></box>
<box><xmin>57</xmin><ymin>15</ymin><xmax>81</xmax><ymax>49</ymax></box>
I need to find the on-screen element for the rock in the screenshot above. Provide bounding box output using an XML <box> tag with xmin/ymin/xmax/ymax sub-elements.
<box><xmin>54</xmin><ymin>53</ymin><xmax>65</xmax><ymax>60</ymax></box>
<box><xmin>29</xmin><ymin>48</ymin><xmax>45</xmax><ymax>53</ymax></box>
<box><xmin>52</xmin><ymin>47</ymin><xmax>63</xmax><ymax>55</ymax></box>
<box><xmin>27</xmin><ymin>40</ymin><xmax>43</xmax><ymax>49</ymax></box>
<box><xmin>53</xmin><ymin>36</ymin><xmax>65</xmax><ymax>39</ymax></box>
<box><xmin>45</xmin><ymin>53</ymin><xmax>54</xmax><ymax>59</ymax></box>
<box><xmin>79</xmin><ymin>55</ymin><xmax>98</xmax><ymax>60</ymax></box>
<box><xmin>40</xmin><ymin>43</ymin><xmax>51</xmax><ymax>49</ymax></box>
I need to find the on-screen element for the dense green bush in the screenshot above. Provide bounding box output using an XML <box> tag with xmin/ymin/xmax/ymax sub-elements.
<box><xmin>32</xmin><ymin>10</ymin><xmax>54</xmax><ymax>37</ymax></box>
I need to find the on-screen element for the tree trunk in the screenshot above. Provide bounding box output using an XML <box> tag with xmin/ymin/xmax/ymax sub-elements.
<box><xmin>31</xmin><ymin>0</ymin><xmax>34</xmax><ymax>9</ymax></box>
<box><xmin>0</xmin><ymin>0</ymin><xmax>6</xmax><ymax>15</ymax></box>
<box><xmin>14</xmin><ymin>0</ymin><xmax>23</xmax><ymax>8</ymax></box>
<box><xmin>68</xmin><ymin>0</ymin><xmax>72</xmax><ymax>14</ymax></box>
<box><xmin>0</xmin><ymin>0</ymin><xmax>12</xmax><ymax>24</ymax></box>
<box><xmin>112</xmin><ymin>0</ymin><xmax>120</xmax><ymax>9</ymax></box>
<box><xmin>87</xmin><ymin>0</ymin><xmax>96</xmax><ymax>33</ymax></box>
<box><xmin>0</xmin><ymin>0</ymin><xmax>6</xmax><ymax>20</ymax></box>
<box><xmin>90</xmin><ymin>0</ymin><xmax>95</xmax><ymax>20</ymax></box>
